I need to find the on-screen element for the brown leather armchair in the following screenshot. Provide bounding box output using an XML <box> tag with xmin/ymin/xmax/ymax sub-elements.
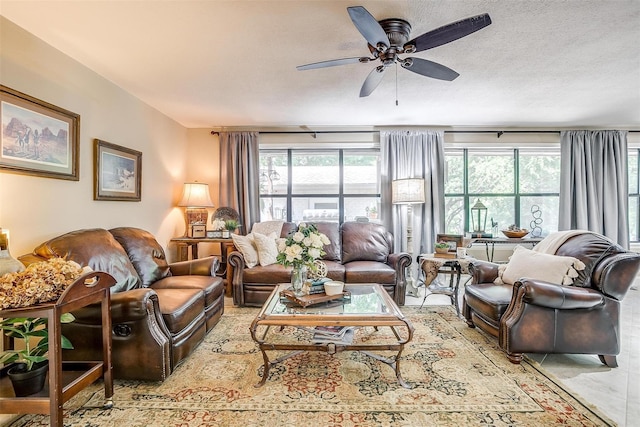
<box><xmin>229</xmin><ymin>221</ymin><xmax>411</xmax><ymax>307</ymax></box>
<box><xmin>19</xmin><ymin>227</ymin><xmax>225</xmax><ymax>381</ymax></box>
<box><xmin>463</xmin><ymin>232</ymin><xmax>640</xmax><ymax>367</ymax></box>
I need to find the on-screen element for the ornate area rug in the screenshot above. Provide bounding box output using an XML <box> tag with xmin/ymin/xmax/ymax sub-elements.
<box><xmin>10</xmin><ymin>306</ymin><xmax>614</xmax><ymax>426</ymax></box>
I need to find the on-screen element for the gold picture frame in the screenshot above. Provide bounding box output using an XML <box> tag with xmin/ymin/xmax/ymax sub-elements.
<box><xmin>0</xmin><ymin>85</ymin><xmax>79</xmax><ymax>180</ymax></box>
<box><xmin>94</xmin><ymin>139</ymin><xmax>142</xmax><ymax>201</ymax></box>
<box><xmin>436</xmin><ymin>234</ymin><xmax>463</xmax><ymax>252</ymax></box>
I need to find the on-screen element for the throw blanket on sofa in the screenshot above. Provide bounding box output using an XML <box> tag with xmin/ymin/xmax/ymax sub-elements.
<box><xmin>533</xmin><ymin>229</ymin><xmax>593</xmax><ymax>254</ymax></box>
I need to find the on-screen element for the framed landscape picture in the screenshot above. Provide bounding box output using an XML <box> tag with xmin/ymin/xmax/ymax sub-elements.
<box><xmin>0</xmin><ymin>85</ymin><xmax>79</xmax><ymax>180</ymax></box>
<box><xmin>436</xmin><ymin>234</ymin><xmax>463</xmax><ymax>252</ymax></box>
<box><xmin>94</xmin><ymin>139</ymin><xmax>142</xmax><ymax>201</ymax></box>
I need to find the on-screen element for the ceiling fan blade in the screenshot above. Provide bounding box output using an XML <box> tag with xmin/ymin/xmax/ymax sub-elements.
<box><xmin>401</xmin><ymin>57</ymin><xmax>459</xmax><ymax>81</ymax></box>
<box><xmin>404</xmin><ymin>13</ymin><xmax>492</xmax><ymax>53</ymax></box>
<box><xmin>347</xmin><ymin>6</ymin><xmax>390</xmax><ymax>50</ymax></box>
<box><xmin>297</xmin><ymin>57</ymin><xmax>368</xmax><ymax>71</ymax></box>
<box><xmin>360</xmin><ymin>66</ymin><xmax>387</xmax><ymax>97</ymax></box>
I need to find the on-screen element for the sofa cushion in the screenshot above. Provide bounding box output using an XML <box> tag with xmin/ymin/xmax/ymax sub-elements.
<box><xmin>33</xmin><ymin>228</ymin><xmax>140</xmax><ymax>292</ymax></box>
<box><xmin>110</xmin><ymin>227</ymin><xmax>171</xmax><ymax>287</ymax></box>
<box><xmin>251</xmin><ymin>221</ymin><xmax>284</xmax><ymax>236</ymax></box>
<box><xmin>341</xmin><ymin>222</ymin><xmax>390</xmax><ymax>264</ymax></box>
<box><xmin>153</xmin><ymin>287</ymin><xmax>205</xmax><ymax>334</ymax></box>
<box><xmin>243</xmin><ymin>263</ymin><xmax>292</xmax><ymax>283</ymax></box>
<box><xmin>151</xmin><ymin>275</ymin><xmax>224</xmax><ymax>309</ymax></box>
<box><xmin>344</xmin><ymin>261</ymin><xmax>395</xmax><ymax>284</ymax></box>
<box><xmin>496</xmin><ymin>246</ymin><xmax>585</xmax><ymax>286</ymax></box>
<box><xmin>312</xmin><ymin>222</ymin><xmax>341</xmax><ymax>262</ymax></box>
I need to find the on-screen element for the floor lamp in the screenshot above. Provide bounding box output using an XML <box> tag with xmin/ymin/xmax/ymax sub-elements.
<box><xmin>392</xmin><ymin>178</ymin><xmax>426</xmax><ymax>297</ymax></box>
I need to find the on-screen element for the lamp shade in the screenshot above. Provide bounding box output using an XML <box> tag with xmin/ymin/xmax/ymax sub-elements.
<box><xmin>177</xmin><ymin>182</ymin><xmax>214</xmax><ymax>208</ymax></box>
<box><xmin>392</xmin><ymin>178</ymin><xmax>426</xmax><ymax>204</ymax></box>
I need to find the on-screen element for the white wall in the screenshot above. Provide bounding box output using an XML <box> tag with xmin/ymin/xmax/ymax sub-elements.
<box><xmin>0</xmin><ymin>17</ymin><xmax>191</xmax><ymax>261</ymax></box>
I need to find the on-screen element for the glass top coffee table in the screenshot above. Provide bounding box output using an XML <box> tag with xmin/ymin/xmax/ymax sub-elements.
<box><xmin>249</xmin><ymin>283</ymin><xmax>414</xmax><ymax>388</ymax></box>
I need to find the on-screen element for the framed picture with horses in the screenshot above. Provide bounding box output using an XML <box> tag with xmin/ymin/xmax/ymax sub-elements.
<box><xmin>0</xmin><ymin>85</ymin><xmax>79</xmax><ymax>180</ymax></box>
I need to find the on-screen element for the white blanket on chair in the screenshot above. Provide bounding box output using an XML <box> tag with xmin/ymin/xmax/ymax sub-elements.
<box><xmin>533</xmin><ymin>229</ymin><xmax>594</xmax><ymax>254</ymax></box>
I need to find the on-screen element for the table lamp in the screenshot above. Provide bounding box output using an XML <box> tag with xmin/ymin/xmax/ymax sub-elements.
<box><xmin>177</xmin><ymin>182</ymin><xmax>214</xmax><ymax>237</ymax></box>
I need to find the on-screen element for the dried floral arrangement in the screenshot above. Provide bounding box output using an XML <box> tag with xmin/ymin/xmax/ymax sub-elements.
<box><xmin>0</xmin><ymin>258</ymin><xmax>85</xmax><ymax>310</ymax></box>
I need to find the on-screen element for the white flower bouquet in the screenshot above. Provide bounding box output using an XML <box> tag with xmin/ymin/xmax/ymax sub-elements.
<box><xmin>276</xmin><ymin>222</ymin><xmax>330</xmax><ymax>269</ymax></box>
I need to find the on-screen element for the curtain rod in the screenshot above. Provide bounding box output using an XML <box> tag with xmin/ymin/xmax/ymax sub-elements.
<box><xmin>211</xmin><ymin>129</ymin><xmax>639</xmax><ymax>137</ymax></box>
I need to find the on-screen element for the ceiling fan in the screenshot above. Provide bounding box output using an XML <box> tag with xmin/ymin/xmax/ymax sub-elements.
<box><xmin>297</xmin><ymin>6</ymin><xmax>492</xmax><ymax>97</ymax></box>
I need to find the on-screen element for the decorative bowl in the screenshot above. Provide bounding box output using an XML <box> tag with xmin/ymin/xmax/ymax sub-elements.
<box><xmin>324</xmin><ymin>281</ymin><xmax>344</xmax><ymax>296</ymax></box>
<box><xmin>502</xmin><ymin>229</ymin><xmax>529</xmax><ymax>238</ymax></box>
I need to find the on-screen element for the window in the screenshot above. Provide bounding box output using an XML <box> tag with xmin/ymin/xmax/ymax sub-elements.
<box><xmin>259</xmin><ymin>149</ymin><xmax>381</xmax><ymax>223</ymax></box>
<box><xmin>444</xmin><ymin>148</ymin><xmax>561</xmax><ymax>237</ymax></box>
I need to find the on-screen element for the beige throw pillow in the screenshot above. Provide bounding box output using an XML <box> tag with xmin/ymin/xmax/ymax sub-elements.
<box><xmin>253</xmin><ymin>232</ymin><xmax>279</xmax><ymax>266</ymax></box>
<box><xmin>231</xmin><ymin>234</ymin><xmax>259</xmax><ymax>268</ymax></box>
<box><xmin>495</xmin><ymin>245</ymin><xmax>586</xmax><ymax>286</ymax></box>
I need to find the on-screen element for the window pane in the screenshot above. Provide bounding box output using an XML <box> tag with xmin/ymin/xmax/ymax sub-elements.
<box><xmin>260</xmin><ymin>151</ymin><xmax>288</xmax><ymax>195</ymax></box>
<box><xmin>345</xmin><ymin>197</ymin><xmax>380</xmax><ymax>222</ymax></box>
<box><xmin>468</xmin><ymin>151</ymin><xmax>514</xmax><ymax>193</ymax></box>
<box><xmin>444</xmin><ymin>196</ymin><xmax>464</xmax><ymax>234</ymax></box>
<box><xmin>630</xmin><ymin>196</ymin><xmax>638</xmax><ymax>242</ymax></box>
<box><xmin>445</xmin><ymin>151</ymin><xmax>464</xmax><ymax>194</ymax></box>
<box><xmin>291</xmin><ymin>151</ymin><xmax>339</xmax><ymax>194</ymax></box>
<box><xmin>520</xmin><ymin>196</ymin><xmax>559</xmax><ymax>237</ymax></box>
<box><xmin>260</xmin><ymin>197</ymin><xmax>287</xmax><ymax>221</ymax></box>
<box><xmin>629</xmin><ymin>151</ymin><xmax>638</xmax><ymax>194</ymax></box>
<box><xmin>292</xmin><ymin>197</ymin><xmax>339</xmax><ymax>223</ymax></box>
<box><xmin>344</xmin><ymin>152</ymin><xmax>380</xmax><ymax>194</ymax></box>
<box><xmin>519</xmin><ymin>151</ymin><xmax>560</xmax><ymax>193</ymax></box>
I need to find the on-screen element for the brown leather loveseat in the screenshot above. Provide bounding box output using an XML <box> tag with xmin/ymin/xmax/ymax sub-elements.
<box><xmin>229</xmin><ymin>221</ymin><xmax>411</xmax><ymax>307</ymax></box>
<box><xmin>19</xmin><ymin>227</ymin><xmax>225</xmax><ymax>381</ymax></box>
<box><xmin>463</xmin><ymin>231</ymin><xmax>640</xmax><ymax>367</ymax></box>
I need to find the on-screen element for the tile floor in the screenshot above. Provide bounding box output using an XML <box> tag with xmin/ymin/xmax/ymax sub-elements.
<box><xmin>406</xmin><ymin>277</ymin><xmax>640</xmax><ymax>427</ymax></box>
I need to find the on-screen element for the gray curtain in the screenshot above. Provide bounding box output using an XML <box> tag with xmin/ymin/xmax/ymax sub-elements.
<box><xmin>559</xmin><ymin>130</ymin><xmax>628</xmax><ymax>247</ymax></box>
<box><xmin>380</xmin><ymin>130</ymin><xmax>446</xmax><ymax>261</ymax></box>
<box><xmin>219</xmin><ymin>131</ymin><xmax>261</xmax><ymax>233</ymax></box>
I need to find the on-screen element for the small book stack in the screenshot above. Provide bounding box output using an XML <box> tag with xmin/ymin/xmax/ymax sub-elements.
<box><xmin>308</xmin><ymin>278</ymin><xmax>331</xmax><ymax>295</ymax></box>
<box><xmin>312</xmin><ymin>326</ymin><xmax>355</xmax><ymax>345</ymax></box>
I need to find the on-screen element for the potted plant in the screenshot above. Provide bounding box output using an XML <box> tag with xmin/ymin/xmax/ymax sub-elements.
<box><xmin>210</xmin><ymin>218</ymin><xmax>226</xmax><ymax>238</ymax></box>
<box><xmin>0</xmin><ymin>314</ymin><xmax>75</xmax><ymax>396</ymax></box>
<box><xmin>222</xmin><ymin>219</ymin><xmax>239</xmax><ymax>238</ymax></box>
<box><xmin>434</xmin><ymin>241</ymin><xmax>450</xmax><ymax>254</ymax></box>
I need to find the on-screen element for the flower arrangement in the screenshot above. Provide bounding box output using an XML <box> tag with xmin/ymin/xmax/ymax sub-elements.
<box><xmin>276</xmin><ymin>223</ymin><xmax>330</xmax><ymax>269</ymax></box>
<box><xmin>210</xmin><ymin>218</ymin><xmax>226</xmax><ymax>231</ymax></box>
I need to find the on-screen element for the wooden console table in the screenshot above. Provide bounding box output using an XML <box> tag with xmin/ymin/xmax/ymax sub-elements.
<box><xmin>171</xmin><ymin>237</ymin><xmax>236</xmax><ymax>295</ymax></box>
<box><xmin>0</xmin><ymin>271</ymin><xmax>115</xmax><ymax>427</ymax></box>
<box><xmin>472</xmin><ymin>237</ymin><xmax>543</xmax><ymax>262</ymax></box>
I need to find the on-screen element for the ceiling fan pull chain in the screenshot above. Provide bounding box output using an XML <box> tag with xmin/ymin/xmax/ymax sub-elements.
<box><xmin>395</xmin><ymin>63</ymin><xmax>399</xmax><ymax>106</ymax></box>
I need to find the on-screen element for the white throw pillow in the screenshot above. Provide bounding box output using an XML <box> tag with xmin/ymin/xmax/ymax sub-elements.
<box><xmin>253</xmin><ymin>232</ymin><xmax>279</xmax><ymax>266</ymax></box>
<box><xmin>231</xmin><ymin>234</ymin><xmax>259</xmax><ymax>268</ymax></box>
<box><xmin>495</xmin><ymin>245</ymin><xmax>586</xmax><ymax>286</ymax></box>
<box><xmin>251</xmin><ymin>221</ymin><xmax>284</xmax><ymax>237</ymax></box>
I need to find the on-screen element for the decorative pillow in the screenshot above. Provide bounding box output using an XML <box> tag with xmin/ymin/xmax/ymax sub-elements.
<box><xmin>231</xmin><ymin>234</ymin><xmax>259</xmax><ymax>268</ymax></box>
<box><xmin>495</xmin><ymin>245</ymin><xmax>586</xmax><ymax>286</ymax></box>
<box><xmin>251</xmin><ymin>221</ymin><xmax>285</xmax><ymax>237</ymax></box>
<box><xmin>253</xmin><ymin>232</ymin><xmax>279</xmax><ymax>266</ymax></box>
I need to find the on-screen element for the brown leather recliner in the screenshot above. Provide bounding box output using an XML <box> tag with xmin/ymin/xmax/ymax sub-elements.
<box><xmin>18</xmin><ymin>227</ymin><xmax>225</xmax><ymax>381</ymax></box>
<box><xmin>463</xmin><ymin>232</ymin><xmax>640</xmax><ymax>367</ymax></box>
<box><xmin>229</xmin><ymin>221</ymin><xmax>411</xmax><ymax>307</ymax></box>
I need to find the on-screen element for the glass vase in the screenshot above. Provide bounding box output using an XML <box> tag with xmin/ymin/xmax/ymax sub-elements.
<box><xmin>291</xmin><ymin>264</ymin><xmax>307</xmax><ymax>296</ymax></box>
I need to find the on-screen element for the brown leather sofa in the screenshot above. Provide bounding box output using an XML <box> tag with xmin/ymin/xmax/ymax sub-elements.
<box><xmin>229</xmin><ymin>221</ymin><xmax>411</xmax><ymax>307</ymax></box>
<box><xmin>19</xmin><ymin>227</ymin><xmax>225</xmax><ymax>381</ymax></box>
<box><xmin>463</xmin><ymin>232</ymin><xmax>640</xmax><ymax>367</ymax></box>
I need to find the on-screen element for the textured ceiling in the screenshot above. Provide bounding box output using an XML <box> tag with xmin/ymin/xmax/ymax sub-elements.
<box><xmin>2</xmin><ymin>0</ymin><xmax>639</xmax><ymax>129</ymax></box>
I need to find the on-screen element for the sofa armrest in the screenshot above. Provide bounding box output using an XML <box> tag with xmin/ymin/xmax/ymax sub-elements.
<box><xmin>468</xmin><ymin>260</ymin><xmax>500</xmax><ymax>284</ymax></box>
<box><xmin>169</xmin><ymin>256</ymin><xmax>219</xmax><ymax>276</ymax></box>
<box><xmin>228</xmin><ymin>251</ymin><xmax>246</xmax><ymax>306</ymax></box>
<box><xmin>513</xmin><ymin>279</ymin><xmax>605</xmax><ymax>310</ymax></box>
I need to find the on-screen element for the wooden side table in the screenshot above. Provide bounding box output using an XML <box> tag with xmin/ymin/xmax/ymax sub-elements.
<box><xmin>0</xmin><ymin>271</ymin><xmax>115</xmax><ymax>427</ymax></box>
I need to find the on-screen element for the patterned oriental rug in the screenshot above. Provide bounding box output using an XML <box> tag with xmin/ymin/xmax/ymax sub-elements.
<box><xmin>9</xmin><ymin>306</ymin><xmax>614</xmax><ymax>427</ymax></box>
